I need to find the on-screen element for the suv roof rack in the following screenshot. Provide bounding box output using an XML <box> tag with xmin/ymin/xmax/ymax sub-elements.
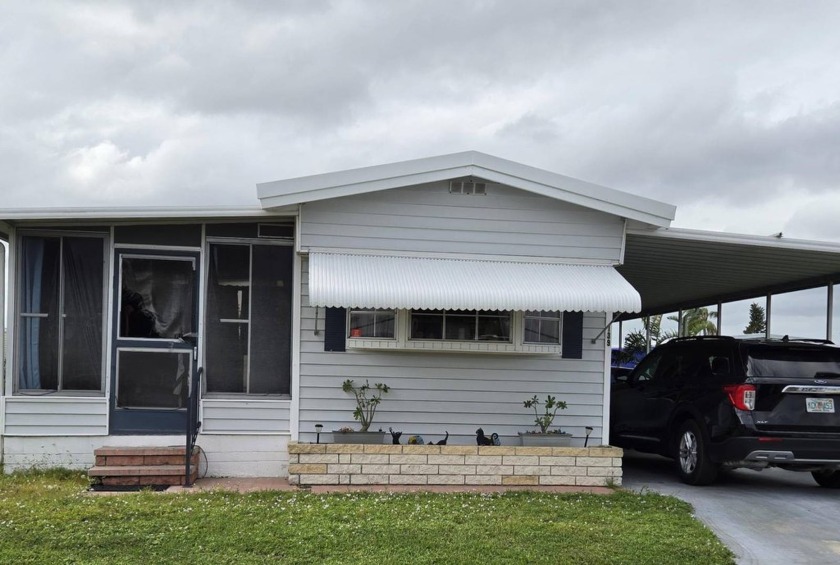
<box><xmin>747</xmin><ymin>336</ymin><xmax>836</xmax><ymax>345</ymax></box>
<box><xmin>664</xmin><ymin>336</ymin><xmax>736</xmax><ymax>344</ymax></box>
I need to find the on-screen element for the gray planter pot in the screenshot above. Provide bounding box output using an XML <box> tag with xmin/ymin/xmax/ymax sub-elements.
<box><xmin>518</xmin><ymin>432</ymin><xmax>573</xmax><ymax>447</ymax></box>
<box><xmin>331</xmin><ymin>431</ymin><xmax>387</xmax><ymax>444</ymax></box>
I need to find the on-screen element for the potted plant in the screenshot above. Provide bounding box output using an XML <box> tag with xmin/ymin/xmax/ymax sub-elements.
<box><xmin>332</xmin><ymin>379</ymin><xmax>390</xmax><ymax>444</ymax></box>
<box><xmin>519</xmin><ymin>394</ymin><xmax>573</xmax><ymax>446</ymax></box>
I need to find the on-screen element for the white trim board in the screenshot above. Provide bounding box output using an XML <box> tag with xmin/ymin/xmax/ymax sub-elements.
<box><xmin>257</xmin><ymin>151</ymin><xmax>676</xmax><ymax>228</ymax></box>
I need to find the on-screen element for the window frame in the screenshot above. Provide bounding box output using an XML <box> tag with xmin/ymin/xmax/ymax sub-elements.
<box><xmin>523</xmin><ymin>310</ymin><xmax>563</xmax><ymax>345</ymax></box>
<box><xmin>348</xmin><ymin>309</ymin><xmax>397</xmax><ymax>340</ymax></box>
<box><xmin>15</xmin><ymin>230</ymin><xmax>109</xmax><ymax>395</ymax></box>
<box><xmin>203</xmin><ymin>236</ymin><xmax>294</xmax><ymax>398</ymax></box>
<box><xmin>344</xmin><ymin>309</ymin><xmax>564</xmax><ymax>355</ymax></box>
<box><xmin>409</xmin><ymin>309</ymin><xmax>513</xmax><ymax>343</ymax></box>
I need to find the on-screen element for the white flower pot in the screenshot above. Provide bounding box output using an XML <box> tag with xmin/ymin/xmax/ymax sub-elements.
<box><xmin>518</xmin><ymin>432</ymin><xmax>573</xmax><ymax>447</ymax></box>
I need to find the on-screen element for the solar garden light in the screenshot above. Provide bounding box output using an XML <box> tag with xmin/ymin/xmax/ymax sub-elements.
<box><xmin>315</xmin><ymin>424</ymin><xmax>323</xmax><ymax>444</ymax></box>
<box><xmin>584</xmin><ymin>426</ymin><xmax>594</xmax><ymax>447</ymax></box>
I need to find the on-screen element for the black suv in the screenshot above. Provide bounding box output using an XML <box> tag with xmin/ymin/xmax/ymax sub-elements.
<box><xmin>611</xmin><ymin>336</ymin><xmax>840</xmax><ymax>487</ymax></box>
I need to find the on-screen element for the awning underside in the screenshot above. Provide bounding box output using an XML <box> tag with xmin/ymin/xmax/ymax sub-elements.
<box><xmin>308</xmin><ymin>252</ymin><xmax>641</xmax><ymax>312</ymax></box>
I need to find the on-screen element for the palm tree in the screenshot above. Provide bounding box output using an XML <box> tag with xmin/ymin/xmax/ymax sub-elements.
<box><xmin>668</xmin><ymin>307</ymin><xmax>718</xmax><ymax>337</ymax></box>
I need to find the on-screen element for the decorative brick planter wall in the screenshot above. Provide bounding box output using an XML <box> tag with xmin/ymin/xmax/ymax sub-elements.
<box><xmin>288</xmin><ymin>443</ymin><xmax>622</xmax><ymax>487</ymax></box>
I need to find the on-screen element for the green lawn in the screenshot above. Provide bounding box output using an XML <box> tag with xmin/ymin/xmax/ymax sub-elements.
<box><xmin>0</xmin><ymin>470</ymin><xmax>733</xmax><ymax>564</ymax></box>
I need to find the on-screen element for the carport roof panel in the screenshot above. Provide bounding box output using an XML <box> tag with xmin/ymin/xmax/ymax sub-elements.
<box><xmin>618</xmin><ymin>228</ymin><xmax>840</xmax><ymax>317</ymax></box>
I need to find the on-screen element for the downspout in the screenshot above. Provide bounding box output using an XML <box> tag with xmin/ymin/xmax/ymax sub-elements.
<box><xmin>1</xmin><ymin>242</ymin><xmax>6</xmax><ymax>467</ymax></box>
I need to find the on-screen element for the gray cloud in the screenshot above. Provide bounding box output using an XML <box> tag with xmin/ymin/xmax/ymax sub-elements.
<box><xmin>2</xmin><ymin>0</ymin><xmax>840</xmax><ymax>217</ymax></box>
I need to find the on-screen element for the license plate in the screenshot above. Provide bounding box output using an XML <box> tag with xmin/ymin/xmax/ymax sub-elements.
<box><xmin>806</xmin><ymin>398</ymin><xmax>835</xmax><ymax>413</ymax></box>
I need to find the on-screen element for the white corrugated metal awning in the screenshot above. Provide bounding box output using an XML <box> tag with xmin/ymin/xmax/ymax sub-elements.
<box><xmin>308</xmin><ymin>252</ymin><xmax>641</xmax><ymax>312</ymax></box>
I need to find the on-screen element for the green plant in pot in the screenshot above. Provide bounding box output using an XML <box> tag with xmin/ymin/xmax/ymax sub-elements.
<box><xmin>332</xmin><ymin>379</ymin><xmax>391</xmax><ymax>444</ymax></box>
<box><xmin>519</xmin><ymin>394</ymin><xmax>573</xmax><ymax>446</ymax></box>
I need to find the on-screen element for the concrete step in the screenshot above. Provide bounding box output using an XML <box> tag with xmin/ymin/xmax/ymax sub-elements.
<box><xmin>89</xmin><ymin>464</ymin><xmax>191</xmax><ymax>477</ymax></box>
<box><xmin>89</xmin><ymin>446</ymin><xmax>201</xmax><ymax>488</ymax></box>
<box><xmin>94</xmin><ymin>446</ymin><xmax>200</xmax><ymax>467</ymax></box>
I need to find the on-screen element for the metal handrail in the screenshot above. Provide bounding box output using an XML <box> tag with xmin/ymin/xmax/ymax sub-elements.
<box><xmin>185</xmin><ymin>366</ymin><xmax>202</xmax><ymax>487</ymax></box>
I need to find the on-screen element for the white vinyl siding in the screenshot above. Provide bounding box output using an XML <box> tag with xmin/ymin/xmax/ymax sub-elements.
<box><xmin>2</xmin><ymin>397</ymin><xmax>108</xmax><ymax>436</ymax></box>
<box><xmin>201</xmin><ymin>399</ymin><xmax>291</xmax><ymax>434</ymax></box>
<box><xmin>298</xmin><ymin>259</ymin><xmax>609</xmax><ymax>445</ymax></box>
<box><xmin>300</xmin><ymin>182</ymin><xmax>624</xmax><ymax>261</ymax></box>
<box><xmin>1</xmin><ymin>434</ymin><xmax>290</xmax><ymax>477</ymax></box>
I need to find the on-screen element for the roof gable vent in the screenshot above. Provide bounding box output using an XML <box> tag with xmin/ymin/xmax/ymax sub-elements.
<box><xmin>449</xmin><ymin>180</ymin><xmax>486</xmax><ymax>195</ymax></box>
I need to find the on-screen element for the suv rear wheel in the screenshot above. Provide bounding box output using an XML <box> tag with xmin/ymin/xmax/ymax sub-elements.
<box><xmin>675</xmin><ymin>420</ymin><xmax>719</xmax><ymax>485</ymax></box>
<box><xmin>811</xmin><ymin>469</ymin><xmax>840</xmax><ymax>488</ymax></box>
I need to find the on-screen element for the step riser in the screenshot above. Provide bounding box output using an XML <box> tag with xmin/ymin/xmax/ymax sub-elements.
<box><xmin>100</xmin><ymin>473</ymin><xmax>197</xmax><ymax>487</ymax></box>
<box><xmin>95</xmin><ymin>454</ymin><xmax>199</xmax><ymax>467</ymax></box>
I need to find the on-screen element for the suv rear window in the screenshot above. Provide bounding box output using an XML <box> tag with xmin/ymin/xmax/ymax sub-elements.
<box><xmin>745</xmin><ymin>344</ymin><xmax>840</xmax><ymax>379</ymax></box>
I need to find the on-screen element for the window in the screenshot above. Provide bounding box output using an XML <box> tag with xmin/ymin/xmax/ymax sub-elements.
<box><xmin>410</xmin><ymin>310</ymin><xmax>511</xmax><ymax>342</ymax></box>
<box><xmin>17</xmin><ymin>234</ymin><xmax>105</xmax><ymax>392</ymax></box>
<box><xmin>524</xmin><ymin>311</ymin><xmax>562</xmax><ymax>344</ymax></box>
<box><xmin>349</xmin><ymin>309</ymin><xmax>396</xmax><ymax>338</ymax></box>
<box><xmin>205</xmin><ymin>242</ymin><xmax>293</xmax><ymax>395</ymax></box>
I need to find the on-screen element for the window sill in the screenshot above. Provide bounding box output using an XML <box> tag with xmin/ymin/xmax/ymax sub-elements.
<box><xmin>347</xmin><ymin>338</ymin><xmax>400</xmax><ymax>349</ymax></box>
<box><xmin>347</xmin><ymin>339</ymin><xmax>562</xmax><ymax>355</ymax></box>
<box><xmin>14</xmin><ymin>390</ymin><xmax>105</xmax><ymax>398</ymax></box>
<box><xmin>202</xmin><ymin>393</ymin><xmax>292</xmax><ymax>400</ymax></box>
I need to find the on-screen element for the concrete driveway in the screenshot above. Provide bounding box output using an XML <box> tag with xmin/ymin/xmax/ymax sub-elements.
<box><xmin>622</xmin><ymin>451</ymin><xmax>840</xmax><ymax>564</ymax></box>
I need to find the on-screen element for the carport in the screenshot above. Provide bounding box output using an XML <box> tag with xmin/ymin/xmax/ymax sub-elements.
<box><xmin>615</xmin><ymin>226</ymin><xmax>840</xmax><ymax>564</ymax></box>
<box><xmin>614</xmin><ymin>226</ymin><xmax>840</xmax><ymax>341</ymax></box>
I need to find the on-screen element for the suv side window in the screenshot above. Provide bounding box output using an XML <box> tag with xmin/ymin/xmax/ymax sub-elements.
<box><xmin>634</xmin><ymin>348</ymin><xmax>680</xmax><ymax>386</ymax></box>
<box><xmin>634</xmin><ymin>350</ymin><xmax>663</xmax><ymax>383</ymax></box>
<box><xmin>682</xmin><ymin>344</ymin><xmax>733</xmax><ymax>382</ymax></box>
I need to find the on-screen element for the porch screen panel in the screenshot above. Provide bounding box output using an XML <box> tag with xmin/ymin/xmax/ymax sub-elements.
<box><xmin>62</xmin><ymin>237</ymin><xmax>104</xmax><ymax>390</ymax></box>
<box><xmin>117</xmin><ymin>350</ymin><xmax>190</xmax><ymax>409</ymax></box>
<box><xmin>205</xmin><ymin>243</ymin><xmax>292</xmax><ymax>395</ymax></box>
<box><xmin>18</xmin><ymin>235</ymin><xmax>105</xmax><ymax>391</ymax></box>
<box><xmin>206</xmin><ymin>244</ymin><xmax>250</xmax><ymax>393</ymax></box>
<box><xmin>120</xmin><ymin>257</ymin><xmax>195</xmax><ymax>339</ymax></box>
<box><xmin>18</xmin><ymin>236</ymin><xmax>60</xmax><ymax>389</ymax></box>
<box><xmin>250</xmin><ymin>245</ymin><xmax>292</xmax><ymax>394</ymax></box>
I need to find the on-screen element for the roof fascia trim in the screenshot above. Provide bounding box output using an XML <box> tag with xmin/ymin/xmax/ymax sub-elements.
<box><xmin>258</xmin><ymin>151</ymin><xmax>675</xmax><ymax>227</ymax></box>
<box><xmin>0</xmin><ymin>205</ymin><xmax>296</xmax><ymax>222</ymax></box>
<box><xmin>629</xmin><ymin>226</ymin><xmax>840</xmax><ymax>254</ymax></box>
<box><xmin>473</xmin><ymin>168</ymin><xmax>672</xmax><ymax>227</ymax></box>
<box><xmin>258</xmin><ymin>166</ymin><xmax>472</xmax><ymax>209</ymax></box>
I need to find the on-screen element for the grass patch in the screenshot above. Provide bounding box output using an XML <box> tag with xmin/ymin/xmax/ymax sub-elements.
<box><xmin>0</xmin><ymin>470</ymin><xmax>733</xmax><ymax>564</ymax></box>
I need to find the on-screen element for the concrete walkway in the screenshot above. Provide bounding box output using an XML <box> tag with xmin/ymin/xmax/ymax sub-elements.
<box><xmin>622</xmin><ymin>451</ymin><xmax>840</xmax><ymax>565</ymax></box>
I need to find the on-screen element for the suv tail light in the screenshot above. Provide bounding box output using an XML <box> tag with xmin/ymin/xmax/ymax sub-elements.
<box><xmin>724</xmin><ymin>384</ymin><xmax>756</xmax><ymax>411</ymax></box>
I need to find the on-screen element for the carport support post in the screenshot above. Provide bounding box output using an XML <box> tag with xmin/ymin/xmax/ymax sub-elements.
<box><xmin>765</xmin><ymin>294</ymin><xmax>772</xmax><ymax>339</ymax></box>
<box><xmin>716</xmin><ymin>302</ymin><xmax>722</xmax><ymax>335</ymax></box>
<box><xmin>617</xmin><ymin>320</ymin><xmax>623</xmax><ymax>352</ymax></box>
<box><xmin>827</xmin><ymin>284</ymin><xmax>834</xmax><ymax>342</ymax></box>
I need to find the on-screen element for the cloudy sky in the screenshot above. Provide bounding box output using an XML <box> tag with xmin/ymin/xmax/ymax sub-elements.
<box><xmin>3</xmin><ymin>1</ymin><xmax>840</xmax><ymax>336</ymax></box>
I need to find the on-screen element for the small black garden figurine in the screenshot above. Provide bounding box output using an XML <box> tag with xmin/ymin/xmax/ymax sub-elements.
<box><xmin>428</xmin><ymin>431</ymin><xmax>449</xmax><ymax>445</ymax></box>
<box><xmin>389</xmin><ymin>427</ymin><xmax>403</xmax><ymax>445</ymax></box>
<box><xmin>476</xmin><ymin>428</ymin><xmax>500</xmax><ymax>446</ymax></box>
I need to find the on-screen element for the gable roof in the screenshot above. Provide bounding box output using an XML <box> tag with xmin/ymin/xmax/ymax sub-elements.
<box><xmin>257</xmin><ymin>151</ymin><xmax>676</xmax><ymax>228</ymax></box>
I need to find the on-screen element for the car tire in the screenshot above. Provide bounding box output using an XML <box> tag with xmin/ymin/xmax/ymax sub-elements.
<box><xmin>674</xmin><ymin>420</ymin><xmax>718</xmax><ymax>486</ymax></box>
<box><xmin>811</xmin><ymin>469</ymin><xmax>840</xmax><ymax>488</ymax></box>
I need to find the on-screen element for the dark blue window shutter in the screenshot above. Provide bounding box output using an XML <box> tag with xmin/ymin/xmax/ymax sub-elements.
<box><xmin>324</xmin><ymin>307</ymin><xmax>347</xmax><ymax>352</ymax></box>
<box><xmin>562</xmin><ymin>311</ymin><xmax>584</xmax><ymax>359</ymax></box>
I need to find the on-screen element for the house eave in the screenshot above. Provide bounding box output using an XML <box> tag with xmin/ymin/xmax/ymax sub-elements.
<box><xmin>257</xmin><ymin>151</ymin><xmax>676</xmax><ymax>228</ymax></box>
<box><xmin>0</xmin><ymin>205</ymin><xmax>297</xmax><ymax>224</ymax></box>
